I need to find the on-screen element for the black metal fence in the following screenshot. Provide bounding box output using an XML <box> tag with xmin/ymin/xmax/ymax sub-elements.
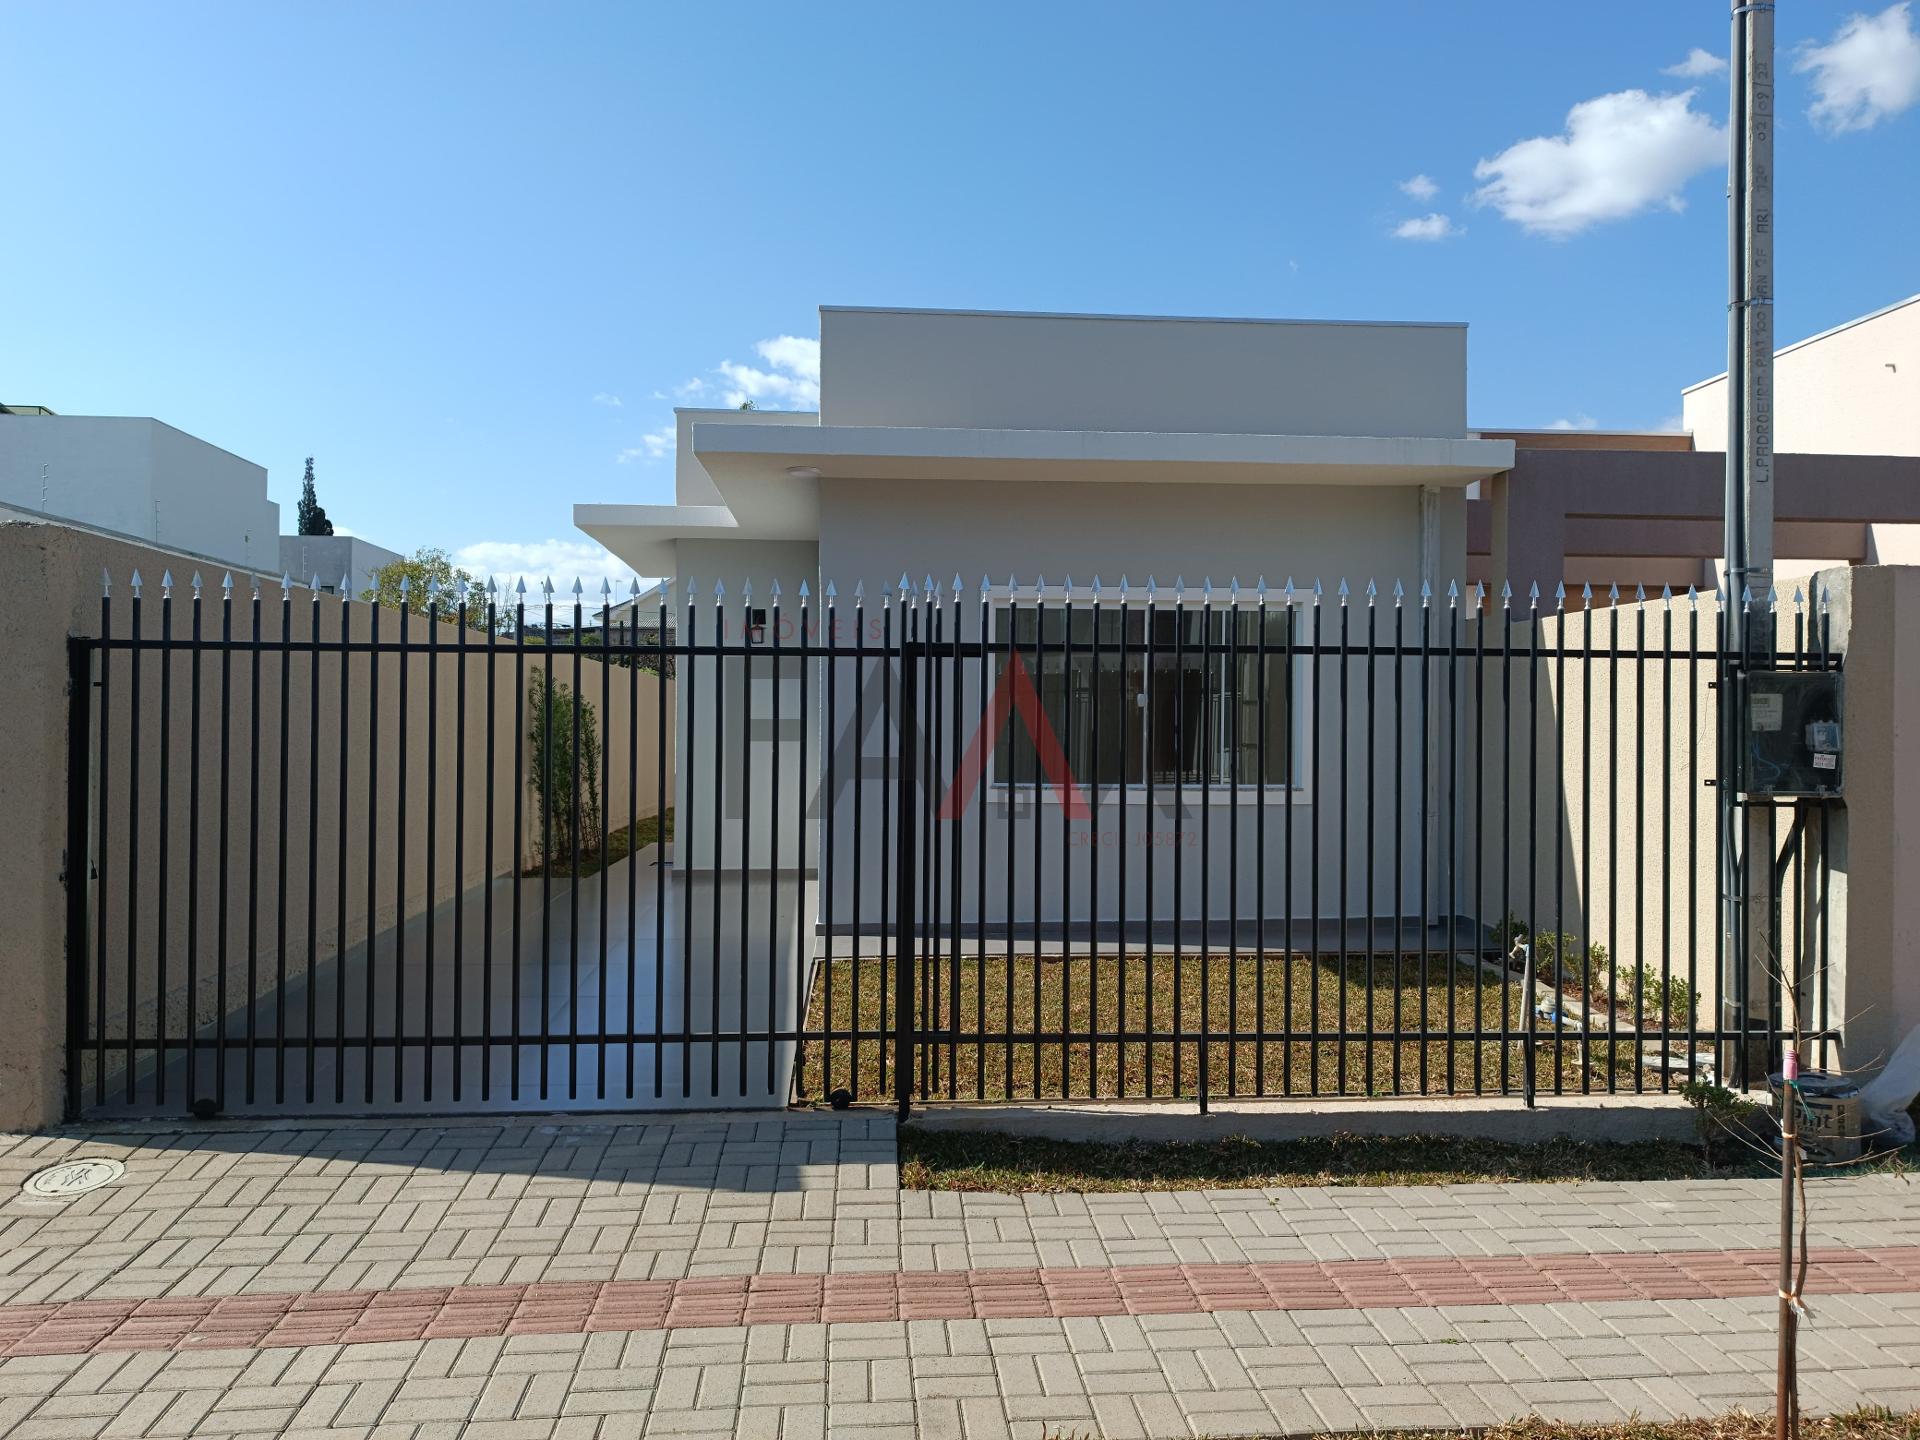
<box><xmin>66</xmin><ymin>570</ymin><xmax>1838</xmax><ymax>1118</ymax></box>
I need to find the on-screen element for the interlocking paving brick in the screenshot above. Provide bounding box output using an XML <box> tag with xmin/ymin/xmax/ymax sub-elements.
<box><xmin>5</xmin><ymin>1116</ymin><xmax>1920</xmax><ymax>1435</ymax></box>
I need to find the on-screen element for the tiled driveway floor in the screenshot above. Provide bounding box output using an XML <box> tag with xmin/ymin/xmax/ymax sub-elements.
<box><xmin>0</xmin><ymin>1112</ymin><xmax>1915</xmax><ymax>1438</ymax></box>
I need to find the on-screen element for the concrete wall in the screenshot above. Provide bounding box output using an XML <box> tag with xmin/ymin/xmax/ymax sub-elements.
<box><xmin>1684</xmin><ymin>296</ymin><xmax>1919</xmax><ymax>456</ymax></box>
<box><xmin>820</xmin><ymin>308</ymin><xmax>1469</xmax><ymax>439</ymax></box>
<box><xmin>1820</xmin><ymin>566</ymin><xmax>1920</xmax><ymax>1078</ymax></box>
<box><xmin>1475</xmin><ymin>596</ymin><xmax>1726</xmax><ymax>1037</ymax></box>
<box><xmin>0</xmin><ymin>414</ymin><xmax>281</xmax><ymax>572</ymax></box>
<box><xmin>798</xmin><ymin>478</ymin><xmax>1463</xmax><ymax>935</ymax></box>
<box><xmin>278</xmin><ymin>535</ymin><xmax>405</xmax><ymax>598</ymax></box>
<box><xmin>0</xmin><ymin>521</ymin><xmax>671</xmax><ymax>1131</ymax></box>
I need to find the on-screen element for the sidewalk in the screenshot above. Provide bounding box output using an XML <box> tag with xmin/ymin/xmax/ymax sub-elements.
<box><xmin>0</xmin><ymin>1113</ymin><xmax>1915</xmax><ymax>1439</ymax></box>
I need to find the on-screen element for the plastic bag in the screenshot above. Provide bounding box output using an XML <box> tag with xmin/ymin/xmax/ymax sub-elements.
<box><xmin>1857</xmin><ymin>1024</ymin><xmax>1920</xmax><ymax>1147</ymax></box>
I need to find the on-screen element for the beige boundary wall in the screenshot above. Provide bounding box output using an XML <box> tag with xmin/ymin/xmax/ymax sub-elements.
<box><xmin>1472</xmin><ymin>595</ymin><xmax>1727</xmax><ymax>1036</ymax></box>
<box><xmin>1474</xmin><ymin>570</ymin><xmax>1918</xmax><ymax>1086</ymax></box>
<box><xmin>1818</xmin><ymin>565</ymin><xmax>1920</xmax><ymax>1076</ymax></box>
<box><xmin>0</xmin><ymin>520</ymin><xmax>672</xmax><ymax>1130</ymax></box>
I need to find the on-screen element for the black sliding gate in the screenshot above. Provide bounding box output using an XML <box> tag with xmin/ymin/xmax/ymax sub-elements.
<box><xmin>66</xmin><ymin>572</ymin><xmax>1837</xmax><ymax>1118</ymax></box>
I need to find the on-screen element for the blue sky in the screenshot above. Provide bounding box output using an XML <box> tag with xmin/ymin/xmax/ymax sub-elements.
<box><xmin>4</xmin><ymin>1</ymin><xmax>1917</xmax><ymax>586</ymax></box>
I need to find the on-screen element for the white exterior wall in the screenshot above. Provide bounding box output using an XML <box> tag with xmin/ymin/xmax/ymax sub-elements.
<box><xmin>821</xmin><ymin>308</ymin><xmax>1468</xmax><ymax>438</ymax></box>
<box><xmin>672</xmin><ymin>537</ymin><xmax>822</xmax><ymax>874</ymax></box>
<box><xmin>278</xmin><ymin>535</ymin><xmax>405</xmax><ymax>597</ymax></box>
<box><xmin>1683</xmin><ymin>295</ymin><xmax>1920</xmax><ymax>455</ymax></box>
<box><xmin>0</xmin><ymin>415</ymin><xmax>280</xmax><ymax>572</ymax></box>
<box><xmin>809</xmin><ymin>478</ymin><xmax>1466</xmax><ymax>938</ymax></box>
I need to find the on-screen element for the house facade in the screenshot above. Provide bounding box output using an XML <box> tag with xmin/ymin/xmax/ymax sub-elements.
<box><xmin>578</xmin><ymin>307</ymin><xmax>1515</xmax><ymax>942</ymax></box>
<box><xmin>278</xmin><ymin>534</ymin><xmax>405</xmax><ymax>598</ymax></box>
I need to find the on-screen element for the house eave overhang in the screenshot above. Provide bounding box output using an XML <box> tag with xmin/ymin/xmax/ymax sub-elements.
<box><xmin>572</xmin><ymin>503</ymin><xmax>743</xmax><ymax>576</ymax></box>
<box><xmin>576</xmin><ymin>426</ymin><xmax>1516</xmax><ymax>573</ymax></box>
<box><xmin>693</xmin><ymin>422</ymin><xmax>1513</xmax><ymax>489</ymax></box>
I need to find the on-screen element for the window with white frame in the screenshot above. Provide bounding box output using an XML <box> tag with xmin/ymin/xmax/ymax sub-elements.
<box><xmin>990</xmin><ymin>605</ymin><xmax>1298</xmax><ymax>789</ymax></box>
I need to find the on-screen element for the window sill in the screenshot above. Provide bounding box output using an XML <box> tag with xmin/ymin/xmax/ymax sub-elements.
<box><xmin>987</xmin><ymin>784</ymin><xmax>1313</xmax><ymax>806</ymax></box>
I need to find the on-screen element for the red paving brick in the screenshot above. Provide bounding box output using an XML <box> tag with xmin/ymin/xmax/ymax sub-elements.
<box><xmin>1</xmin><ymin>1244</ymin><xmax>1915</xmax><ymax>1360</ymax></box>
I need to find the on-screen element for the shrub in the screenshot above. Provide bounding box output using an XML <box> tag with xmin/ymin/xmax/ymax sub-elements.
<box><xmin>527</xmin><ymin>668</ymin><xmax>603</xmax><ymax>865</ymax></box>
<box><xmin>1681</xmin><ymin>1078</ymin><xmax>1766</xmax><ymax>1167</ymax></box>
<box><xmin>1528</xmin><ymin>932</ymin><xmax>1609</xmax><ymax>991</ymax></box>
<box><xmin>1493</xmin><ymin>912</ymin><xmax>1530</xmax><ymax>953</ymax></box>
<box><xmin>1618</xmin><ymin>966</ymin><xmax>1698</xmax><ymax>1029</ymax></box>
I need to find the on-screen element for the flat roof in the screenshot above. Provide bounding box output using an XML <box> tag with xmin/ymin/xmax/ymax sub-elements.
<box><xmin>821</xmin><ymin>304</ymin><xmax>1467</xmax><ymax>330</ymax></box>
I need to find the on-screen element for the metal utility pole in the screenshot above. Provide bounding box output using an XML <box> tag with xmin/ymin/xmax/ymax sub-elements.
<box><xmin>1721</xmin><ymin>4</ymin><xmax>1792</xmax><ymax>1437</ymax></box>
<box><xmin>1722</xmin><ymin>0</ymin><xmax>1776</xmax><ymax>1081</ymax></box>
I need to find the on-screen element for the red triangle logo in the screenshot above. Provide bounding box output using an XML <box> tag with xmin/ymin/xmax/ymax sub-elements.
<box><xmin>936</xmin><ymin>649</ymin><xmax>1090</xmax><ymax>820</ymax></box>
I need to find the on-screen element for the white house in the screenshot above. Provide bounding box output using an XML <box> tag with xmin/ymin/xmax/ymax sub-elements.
<box><xmin>1685</xmin><ymin>292</ymin><xmax>1920</xmax><ymax>578</ymax></box>
<box><xmin>577</xmin><ymin>307</ymin><xmax>1515</xmax><ymax>944</ymax></box>
<box><xmin>0</xmin><ymin>408</ymin><xmax>281</xmax><ymax>573</ymax></box>
<box><xmin>1683</xmin><ymin>292</ymin><xmax>1920</xmax><ymax>456</ymax></box>
<box><xmin>278</xmin><ymin>534</ymin><xmax>404</xmax><ymax>598</ymax></box>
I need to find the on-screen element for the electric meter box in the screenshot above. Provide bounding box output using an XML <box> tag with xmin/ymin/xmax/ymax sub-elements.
<box><xmin>1740</xmin><ymin>670</ymin><xmax>1843</xmax><ymax>797</ymax></box>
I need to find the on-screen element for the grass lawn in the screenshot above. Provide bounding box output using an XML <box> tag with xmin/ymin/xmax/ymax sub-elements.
<box><xmin>1285</xmin><ymin>1411</ymin><xmax>1920</xmax><ymax>1440</ymax></box>
<box><xmin>522</xmin><ymin>807</ymin><xmax>674</xmax><ymax>880</ymax></box>
<box><xmin>896</xmin><ymin>1128</ymin><xmax>1764</xmax><ymax>1191</ymax></box>
<box><xmin>798</xmin><ymin>951</ymin><xmax>1676</xmax><ymax>1103</ymax></box>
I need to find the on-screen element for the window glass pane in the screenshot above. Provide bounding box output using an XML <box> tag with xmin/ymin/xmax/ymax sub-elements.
<box><xmin>991</xmin><ymin>604</ymin><xmax>1290</xmax><ymax>789</ymax></box>
<box><xmin>992</xmin><ymin>605</ymin><xmax>1140</xmax><ymax>787</ymax></box>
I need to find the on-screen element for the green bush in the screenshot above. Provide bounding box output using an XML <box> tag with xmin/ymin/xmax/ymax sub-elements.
<box><xmin>1528</xmin><ymin>932</ymin><xmax>1609</xmax><ymax>991</ymax></box>
<box><xmin>1500</xmin><ymin>920</ymin><xmax>1609</xmax><ymax>992</ymax></box>
<box><xmin>1681</xmin><ymin>1078</ymin><xmax>1766</xmax><ymax>1167</ymax></box>
<box><xmin>1617</xmin><ymin>965</ymin><xmax>1698</xmax><ymax>1029</ymax></box>
<box><xmin>527</xmin><ymin>668</ymin><xmax>603</xmax><ymax>866</ymax></box>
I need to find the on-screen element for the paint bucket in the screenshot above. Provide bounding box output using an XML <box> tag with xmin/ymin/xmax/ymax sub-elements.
<box><xmin>1768</xmin><ymin>1070</ymin><xmax>1863</xmax><ymax>1165</ymax></box>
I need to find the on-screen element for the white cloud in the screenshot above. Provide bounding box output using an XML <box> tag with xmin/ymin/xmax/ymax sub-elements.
<box><xmin>451</xmin><ymin>539</ymin><xmax>642</xmax><ymax>595</ymax></box>
<box><xmin>1547</xmin><ymin>414</ymin><xmax>1600</xmax><ymax>430</ymax></box>
<box><xmin>1663</xmin><ymin>48</ymin><xmax>1727</xmax><ymax>78</ymax></box>
<box><xmin>644</xmin><ymin>334</ymin><xmax>822</xmax><ymax>443</ymax></box>
<box><xmin>754</xmin><ymin>335</ymin><xmax>820</xmax><ymax>383</ymax></box>
<box><xmin>713</xmin><ymin>335</ymin><xmax>822</xmax><ymax>410</ymax></box>
<box><xmin>716</xmin><ymin>362</ymin><xmax>817</xmax><ymax>409</ymax></box>
<box><xmin>591</xmin><ymin>391</ymin><xmax>624</xmax><ymax>408</ymax></box>
<box><xmin>616</xmin><ymin>425</ymin><xmax>676</xmax><ymax>465</ymax></box>
<box><xmin>1796</xmin><ymin>2</ymin><xmax>1920</xmax><ymax>134</ymax></box>
<box><xmin>1399</xmin><ymin>173</ymin><xmax>1439</xmax><ymax>200</ymax></box>
<box><xmin>1471</xmin><ymin>88</ymin><xmax>1724</xmax><ymax>237</ymax></box>
<box><xmin>1393</xmin><ymin>212</ymin><xmax>1463</xmax><ymax>241</ymax></box>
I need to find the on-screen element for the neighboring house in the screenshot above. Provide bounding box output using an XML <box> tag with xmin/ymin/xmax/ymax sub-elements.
<box><xmin>1683</xmin><ymin>292</ymin><xmax>1919</xmax><ymax>457</ymax></box>
<box><xmin>544</xmin><ymin>583</ymin><xmax>678</xmax><ymax>635</ymax></box>
<box><xmin>0</xmin><ymin>406</ymin><xmax>281</xmax><ymax>573</ymax></box>
<box><xmin>578</xmin><ymin>306</ymin><xmax>1516</xmax><ymax>925</ymax></box>
<box><xmin>1478</xmin><ymin>294</ymin><xmax>1920</xmax><ymax>597</ymax></box>
<box><xmin>278</xmin><ymin>534</ymin><xmax>403</xmax><ymax>597</ymax></box>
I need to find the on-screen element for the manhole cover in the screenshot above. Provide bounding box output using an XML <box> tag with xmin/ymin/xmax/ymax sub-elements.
<box><xmin>21</xmin><ymin>1157</ymin><xmax>124</xmax><ymax>1199</ymax></box>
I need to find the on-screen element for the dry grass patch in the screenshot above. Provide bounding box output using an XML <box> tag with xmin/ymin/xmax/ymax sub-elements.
<box><xmin>798</xmin><ymin>951</ymin><xmax>1682</xmax><ymax>1103</ymax></box>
